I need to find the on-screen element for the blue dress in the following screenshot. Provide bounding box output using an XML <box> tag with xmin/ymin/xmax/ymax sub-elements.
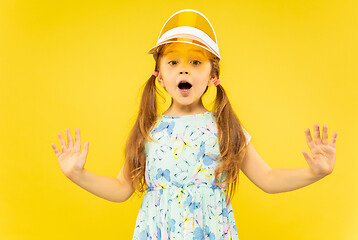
<box><xmin>132</xmin><ymin>111</ymin><xmax>251</xmax><ymax>240</ymax></box>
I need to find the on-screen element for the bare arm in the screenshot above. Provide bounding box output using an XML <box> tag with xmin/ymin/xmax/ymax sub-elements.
<box><xmin>240</xmin><ymin>142</ymin><xmax>272</xmax><ymax>193</ymax></box>
<box><xmin>241</xmin><ymin>124</ymin><xmax>337</xmax><ymax>194</ymax></box>
<box><xmin>266</xmin><ymin>167</ymin><xmax>325</xmax><ymax>194</ymax></box>
<box><xmin>240</xmin><ymin>143</ymin><xmax>324</xmax><ymax>194</ymax></box>
<box><xmin>68</xmin><ymin>165</ymin><xmax>135</xmax><ymax>203</ymax></box>
<box><xmin>266</xmin><ymin>124</ymin><xmax>337</xmax><ymax>194</ymax></box>
<box><xmin>68</xmin><ymin>169</ymin><xmax>125</xmax><ymax>202</ymax></box>
<box><xmin>52</xmin><ymin>128</ymin><xmax>135</xmax><ymax>203</ymax></box>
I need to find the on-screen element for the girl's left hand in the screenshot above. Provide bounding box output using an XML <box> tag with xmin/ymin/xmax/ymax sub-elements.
<box><xmin>302</xmin><ymin>123</ymin><xmax>337</xmax><ymax>177</ymax></box>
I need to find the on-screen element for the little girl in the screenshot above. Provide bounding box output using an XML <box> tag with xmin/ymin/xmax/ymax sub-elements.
<box><xmin>51</xmin><ymin>9</ymin><xmax>338</xmax><ymax>240</ymax></box>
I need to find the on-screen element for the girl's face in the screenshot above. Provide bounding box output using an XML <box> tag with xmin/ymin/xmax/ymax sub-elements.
<box><xmin>157</xmin><ymin>42</ymin><xmax>217</xmax><ymax>113</ymax></box>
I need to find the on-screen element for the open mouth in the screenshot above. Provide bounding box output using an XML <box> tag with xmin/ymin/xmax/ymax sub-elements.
<box><xmin>178</xmin><ymin>81</ymin><xmax>192</xmax><ymax>91</ymax></box>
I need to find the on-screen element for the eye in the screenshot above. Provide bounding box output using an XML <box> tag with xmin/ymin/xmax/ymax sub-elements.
<box><xmin>168</xmin><ymin>61</ymin><xmax>177</xmax><ymax>65</ymax></box>
<box><xmin>191</xmin><ymin>60</ymin><xmax>201</xmax><ymax>65</ymax></box>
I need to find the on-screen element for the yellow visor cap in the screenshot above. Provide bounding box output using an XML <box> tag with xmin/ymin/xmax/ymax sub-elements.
<box><xmin>147</xmin><ymin>9</ymin><xmax>221</xmax><ymax>60</ymax></box>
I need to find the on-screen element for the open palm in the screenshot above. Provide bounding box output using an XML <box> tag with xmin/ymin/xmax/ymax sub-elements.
<box><xmin>302</xmin><ymin>123</ymin><xmax>337</xmax><ymax>177</ymax></box>
<box><xmin>51</xmin><ymin>128</ymin><xmax>89</xmax><ymax>178</ymax></box>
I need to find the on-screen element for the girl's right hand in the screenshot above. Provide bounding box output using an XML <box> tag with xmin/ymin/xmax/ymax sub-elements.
<box><xmin>51</xmin><ymin>128</ymin><xmax>89</xmax><ymax>178</ymax></box>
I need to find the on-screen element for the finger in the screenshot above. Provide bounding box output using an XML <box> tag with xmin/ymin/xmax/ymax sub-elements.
<box><xmin>74</xmin><ymin>128</ymin><xmax>81</xmax><ymax>151</ymax></box>
<box><xmin>330</xmin><ymin>131</ymin><xmax>338</xmax><ymax>148</ymax></box>
<box><xmin>304</xmin><ymin>128</ymin><xmax>315</xmax><ymax>150</ymax></box>
<box><xmin>314</xmin><ymin>123</ymin><xmax>322</xmax><ymax>145</ymax></box>
<box><xmin>81</xmin><ymin>141</ymin><xmax>89</xmax><ymax>158</ymax></box>
<box><xmin>58</xmin><ymin>132</ymin><xmax>67</xmax><ymax>151</ymax></box>
<box><xmin>51</xmin><ymin>143</ymin><xmax>62</xmax><ymax>158</ymax></box>
<box><xmin>302</xmin><ymin>149</ymin><xmax>314</xmax><ymax>166</ymax></box>
<box><xmin>66</xmin><ymin>128</ymin><xmax>74</xmax><ymax>148</ymax></box>
<box><xmin>322</xmin><ymin>124</ymin><xmax>328</xmax><ymax>145</ymax></box>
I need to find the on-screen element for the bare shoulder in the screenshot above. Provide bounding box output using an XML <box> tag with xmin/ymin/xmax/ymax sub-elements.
<box><xmin>240</xmin><ymin>141</ymin><xmax>272</xmax><ymax>193</ymax></box>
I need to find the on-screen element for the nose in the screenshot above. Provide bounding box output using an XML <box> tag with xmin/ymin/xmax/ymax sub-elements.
<box><xmin>178</xmin><ymin>62</ymin><xmax>190</xmax><ymax>75</ymax></box>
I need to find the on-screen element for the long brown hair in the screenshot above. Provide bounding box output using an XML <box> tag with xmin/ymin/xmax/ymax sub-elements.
<box><xmin>124</xmin><ymin>43</ymin><xmax>249</xmax><ymax>205</ymax></box>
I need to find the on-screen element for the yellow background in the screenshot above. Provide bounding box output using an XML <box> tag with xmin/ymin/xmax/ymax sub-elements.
<box><xmin>1</xmin><ymin>0</ymin><xmax>357</xmax><ymax>239</ymax></box>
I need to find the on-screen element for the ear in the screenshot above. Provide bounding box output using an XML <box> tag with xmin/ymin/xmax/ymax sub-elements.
<box><xmin>157</xmin><ymin>73</ymin><xmax>165</xmax><ymax>88</ymax></box>
<box><xmin>208</xmin><ymin>75</ymin><xmax>218</xmax><ymax>87</ymax></box>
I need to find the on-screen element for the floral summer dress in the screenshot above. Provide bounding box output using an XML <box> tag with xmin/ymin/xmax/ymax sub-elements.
<box><xmin>132</xmin><ymin>111</ymin><xmax>251</xmax><ymax>240</ymax></box>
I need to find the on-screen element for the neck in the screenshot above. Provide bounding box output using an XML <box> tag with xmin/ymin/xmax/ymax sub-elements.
<box><xmin>164</xmin><ymin>100</ymin><xmax>207</xmax><ymax>116</ymax></box>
